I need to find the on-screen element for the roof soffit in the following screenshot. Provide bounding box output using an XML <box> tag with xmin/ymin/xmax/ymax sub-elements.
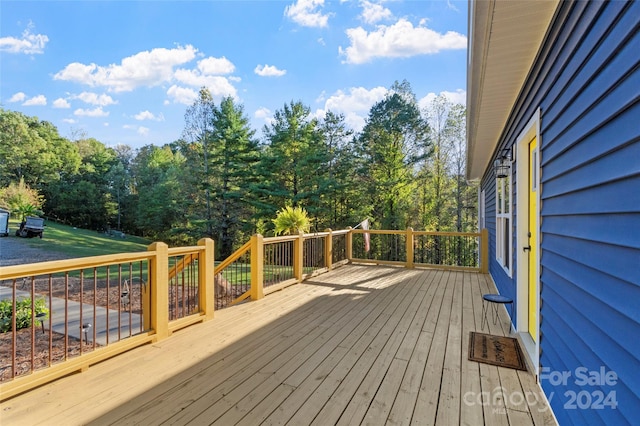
<box><xmin>466</xmin><ymin>0</ymin><xmax>559</xmax><ymax>180</ymax></box>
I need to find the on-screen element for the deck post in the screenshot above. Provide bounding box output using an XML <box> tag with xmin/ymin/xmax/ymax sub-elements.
<box><xmin>197</xmin><ymin>238</ymin><xmax>215</xmax><ymax>320</ymax></box>
<box><xmin>250</xmin><ymin>234</ymin><xmax>264</xmax><ymax>300</ymax></box>
<box><xmin>480</xmin><ymin>228</ymin><xmax>489</xmax><ymax>273</ymax></box>
<box><xmin>406</xmin><ymin>227</ymin><xmax>414</xmax><ymax>268</ymax></box>
<box><xmin>324</xmin><ymin>228</ymin><xmax>333</xmax><ymax>270</ymax></box>
<box><xmin>346</xmin><ymin>227</ymin><xmax>353</xmax><ymax>262</ymax></box>
<box><xmin>294</xmin><ymin>231</ymin><xmax>304</xmax><ymax>281</ymax></box>
<box><xmin>147</xmin><ymin>241</ymin><xmax>169</xmax><ymax>340</ymax></box>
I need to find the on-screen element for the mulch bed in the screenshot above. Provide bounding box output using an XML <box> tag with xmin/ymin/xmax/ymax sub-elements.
<box><xmin>13</xmin><ymin>277</ymin><xmax>144</xmax><ymax>314</ymax></box>
<box><xmin>1</xmin><ymin>278</ymin><xmax>202</xmax><ymax>382</ymax></box>
<box><xmin>0</xmin><ymin>327</ymin><xmax>96</xmax><ymax>382</ymax></box>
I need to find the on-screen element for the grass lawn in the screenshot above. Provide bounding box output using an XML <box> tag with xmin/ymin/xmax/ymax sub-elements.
<box><xmin>6</xmin><ymin>219</ymin><xmax>317</xmax><ymax>288</ymax></box>
<box><xmin>8</xmin><ymin>219</ymin><xmax>151</xmax><ymax>258</ymax></box>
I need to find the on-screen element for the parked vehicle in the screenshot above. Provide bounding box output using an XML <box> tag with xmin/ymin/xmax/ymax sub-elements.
<box><xmin>16</xmin><ymin>216</ymin><xmax>45</xmax><ymax>238</ymax></box>
<box><xmin>0</xmin><ymin>209</ymin><xmax>9</xmax><ymax>237</ymax></box>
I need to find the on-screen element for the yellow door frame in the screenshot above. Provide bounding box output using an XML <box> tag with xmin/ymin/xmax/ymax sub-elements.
<box><xmin>528</xmin><ymin>136</ymin><xmax>538</xmax><ymax>340</ymax></box>
<box><xmin>515</xmin><ymin>108</ymin><xmax>541</xmax><ymax>375</ymax></box>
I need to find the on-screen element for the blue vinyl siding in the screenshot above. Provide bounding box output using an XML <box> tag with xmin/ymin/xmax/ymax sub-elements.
<box><xmin>480</xmin><ymin>1</ymin><xmax>640</xmax><ymax>424</ymax></box>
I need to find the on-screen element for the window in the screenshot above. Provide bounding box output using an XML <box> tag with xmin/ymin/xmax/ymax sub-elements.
<box><xmin>479</xmin><ymin>189</ymin><xmax>486</xmax><ymax>231</ymax></box>
<box><xmin>496</xmin><ymin>167</ymin><xmax>512</xmax><ymax>275</ymax></box>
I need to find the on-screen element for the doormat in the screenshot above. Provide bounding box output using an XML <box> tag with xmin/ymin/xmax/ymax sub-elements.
<box><xmin>468</xmin><ymin>332</ymin><xmax>527</xmax><ymax>371</ymax></box>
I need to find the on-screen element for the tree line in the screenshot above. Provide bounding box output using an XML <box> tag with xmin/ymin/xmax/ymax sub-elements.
<box><xmin>0</xmin><ymin>80</ymin><xmax>477</xmax><ymax>259</ymax></box>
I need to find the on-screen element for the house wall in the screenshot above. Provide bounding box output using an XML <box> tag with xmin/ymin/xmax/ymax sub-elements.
<box><xmin>481</xmin><ymin>171</ymin><xmax>517</xmax><ymax>308</ymax></box>
<box><xmin>481</xmin><ymin>1</ymin><xmax>640</xmax><ymax>424</ymax></box>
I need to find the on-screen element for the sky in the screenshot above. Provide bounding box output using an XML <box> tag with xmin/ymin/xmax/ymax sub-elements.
<box><xmin>0</xmin><ymin>0</ymin><xmax>468</xmax><ymax>150</ymax></box>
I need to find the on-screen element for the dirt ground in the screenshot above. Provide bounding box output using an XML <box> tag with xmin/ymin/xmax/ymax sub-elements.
<box><xmin>0</xmin><ymin>236</ymin><xmax>81</xmax><ymax>381</ymax></box>
<box><xmin>0</xmin><ymin>234</ymin><xmax>71</xmax><ymax>267</ymax></box>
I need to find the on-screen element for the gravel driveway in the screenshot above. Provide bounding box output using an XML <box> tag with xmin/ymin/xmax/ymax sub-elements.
<box><xmin>0</xmin><ymin>236</ymin><xmax>70</xmax><ymax>267</ymax></box>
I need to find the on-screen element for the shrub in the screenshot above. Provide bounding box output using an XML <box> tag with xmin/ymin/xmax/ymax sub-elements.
<box><xmin>0</xmin><ymin>297</ymin><xmax>49</xmax><ymax>333</ymax></box>
<box><xmin>0</xmin><ymin>177</ymin><xmax>44</xmax><ymax>217</ymax></box>
<box><xmin>272</xmin><ymin>206</ymin><xmax>311</xmax><ymax>236</ymax></box>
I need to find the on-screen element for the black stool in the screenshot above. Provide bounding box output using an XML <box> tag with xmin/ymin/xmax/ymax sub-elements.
<box><xmin>481</xmin><ymin>294</ymin><xmax>513</xmax><ymax>330</ymax></box>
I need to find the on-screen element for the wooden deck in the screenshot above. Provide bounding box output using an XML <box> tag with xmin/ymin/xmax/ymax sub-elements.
<box><xmin>0</xmin><ymin>265</ymin><xmax>556</xmax><ymax>425</ymax></box>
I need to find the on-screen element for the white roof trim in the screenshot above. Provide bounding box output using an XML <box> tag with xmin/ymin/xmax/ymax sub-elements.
<box><xmin>466</xmin><ymin>0</ymin><xmax>558</xmax><ymax>180</ymax></box>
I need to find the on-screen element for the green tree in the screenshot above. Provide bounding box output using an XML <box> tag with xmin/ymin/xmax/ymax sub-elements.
<box><xmin>357</xmin><ymin>81</ymin><xmax>430</xmax><ymax>230</ymax></box>
<box><xmin>44</xmin><ymin>138</ymin><xmax>117</xmax><ymax>229</ymax></box>
<box><xmin>108</xmin><ymin>144</ymin><xmax>136</xmax><ymax>232</ymax></box>
<box><xmin>417</xmin><ymin>95</ymin><xmax>476</xmax><ymax>233</ymax></box>
<box><xmin>209</xmin><ymin>97</ymin><xmax>260</xmax><ymax>257</ymax></box>
<box><xmin>256</xmin><ymin>101</ymin><xmax>325</xmax><ymax>230</ymax></box>
<box><xmin>183</xmin><ymin>88</ymin><xmax>216</xmax><ymax>237</ymax></box>
<box><xmin>0</xmin><ymin>177</ymin><xmax>44</xmax><ymax>215</ymax></box>
<box><xmin>0</xmin><ymin>109</ymin><xmax>80</xmax><ymax>187</ymax></box>
<box><xmin>132</xmin><ymin>145</ymin><xmax>187</xmax><ymax>243</ymax></box>
<box><xmin>314</xmin><ymin>111</ymin><xmax>372</xmax><ymax>230</ymax></box>
<box><xmin>446</xmin><ymin>103</ymin><xmax>477</xmax><ymax>232</ymax></box>
<box><xmin>417</xmin><ymin>95</ymin><xmax>453</xmax><ymax>231</ymax></box>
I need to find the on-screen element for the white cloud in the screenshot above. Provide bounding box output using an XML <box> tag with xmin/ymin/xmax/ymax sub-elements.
<box><xmin>339</xmin><ymin>18</ymin><xmax>466</xmax><ymax>64</ymax></box>
<box><xmin>418</xmin><ymin>89</ymin><xmax>467</xmax><ymax>110</ymax></box>
<box><xmin>285</xmin><ymin>0</ymin><xmax>330</xmax><ymax>28</ymax></box>
<box><xmin>197</xmin><ymin>56</ymin><xmax>235</xmax><ymax>75</ymax></box>
<box><xmin>134</xmin><ymin>110</ymin><xmax>164</xmax><ymax>121</ymax></box>
<box><xmin>166</xmin><ymin>85</ymin><xmax>198</xmax><ymax>105</ymax></box>
<box><xmin>74</xmin><ymin>107</ymin><xmax>109</xmax><ymax>117</ymax></box>
<box><xmin>254</xmin><ymin>64</ymin><xmax>287</xmax><ymax>77</ymax></box>
<box><xmin>0</xmin><ymin>23</ymin><xmax>49</xmax><ymax>54</ymax></box>
<box><xmin>62</xmin><ymin>118</ymin><xmax>76</xmax><ymax>124</ymax></box>
<box><xmin>54</xmin><ymin>45</ymin><xmax>198</xmax><ymax>92</ymax></box>
<box><xmin>254</xmin><ymin>107</ymin><xmax>274</xmax><ymax>126</ymax></box>
<box><xmin>360</xmin><ymin>1</ymin><xmax>392</xmax><ymax>25</ymax></box>
<box><xmin>74</xmin><ymin>92</ymin><xmax>117</xmax><ymax>106</ymax></box>
<box><xmin>315</xmin><ymin>86</ymin><xmax>388</xmax><ymax>131</ymax></box>
<box><xmin>137</xmin><ymin>126</ymin><xmax>150</xmax><ymax>137</ymax></box>
<box><xmin>254</xmin><ymin>107</ymin><xmax>271</xmax><ymax>119</ymax></box>
<box><xmin>8</xmin><ymin>92</ymin><xmax>26</xmax><ymax>103</ymax></box>
<box><xmin>173</xmin><ymin>70</ymin><xmax>238</xmax><ymax>98</ymax></box>
<box><xmin>53</xmin><ymin>98</ymin><xmax>71</xmax><ymax>108</ymax></box>
<box><xmin>23</xmin><ymin>95</ymin><xmax>47</xmax><ymax>106</ymax></box>
<box><xmin>324</xmin><ymin>86</ymin><xmax>388</xmax><ymax>112</ymax></box>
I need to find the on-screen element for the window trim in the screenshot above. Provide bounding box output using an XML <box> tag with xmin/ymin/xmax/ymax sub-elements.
<box><xmin>479</xmin><ymin>189</ymin><xmax>486</xmax><ymax>231</ymax></box>
<box><xmin>495</xmin><ymin>165</ymin><xmax>512</xmax><ymax>276</ymax></box>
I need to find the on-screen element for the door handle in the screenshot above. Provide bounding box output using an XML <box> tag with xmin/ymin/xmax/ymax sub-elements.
<box><xmin>523</xmin><ymin>246</ymin><xmax>531</xmax><ymax>252</ymax></box>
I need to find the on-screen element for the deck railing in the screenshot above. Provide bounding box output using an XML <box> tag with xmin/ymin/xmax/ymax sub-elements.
<box><xmin>213</xmin><ymin>229</ymin><xmax>351</xmax><ymax>308</ymax></box>
<box><xmin>0</xmin><ymin>239</ymin><xmax>214</xmax><ymax>400</ymax></box>
<box><xmin>350</xmin><ymin>228</ymin><xmax>488</xmax><ymax>272</ymax></box>
<box><xmin>0</xmin><ymin>228</ymin><xmax>486</xmax><ymax>400</ymax></box>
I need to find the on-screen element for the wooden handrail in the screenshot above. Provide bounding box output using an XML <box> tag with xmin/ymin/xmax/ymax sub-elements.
<box><xmin>348</xmin><ymin>228</ymin><xmax>487</xmax><ymax>271</ymax></box>
<box><xmin>215</xmin><ymin>240</ymin><xmax>251</xmax><ymax>272</ymax></box>
<box><xmin>350</xmin><ymin>229</ymin><xmax>406</xmax><ymax>235</ymax></box>
<box><xmin>412</xmin><ymin>230</ymin><xmax>482</xmax><ymax>237</ymax></box>
<box><xmin>0</xmin><ymin>252</ymin><xmax>153</xmax><ymax>280</ymax></box>
<box><xmin>168</xmin><ymin>253</ymin><xmax>196</xmax><ymax>280</ymax></box>
<box><xmin>167</xmin><ymin>245</ymin><xmax>204</xmax><ymax>256</ymax></box>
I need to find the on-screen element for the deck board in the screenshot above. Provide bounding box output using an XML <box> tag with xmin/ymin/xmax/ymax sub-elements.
<box><xmin>0</xmin><ymin>264</ymin><xmax>555</xmax><ymax>425</ymax></box>
<box><xmin>460</xmin><ymin>272</ymin><xmax>484</xmax><ymax>426</ymax></box>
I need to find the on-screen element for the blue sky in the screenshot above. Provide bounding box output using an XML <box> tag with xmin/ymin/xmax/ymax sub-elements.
<box><xmin>1</xmin><ymin>0</ymin><xmax>468</xmax><ymax>149</ymax></box>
